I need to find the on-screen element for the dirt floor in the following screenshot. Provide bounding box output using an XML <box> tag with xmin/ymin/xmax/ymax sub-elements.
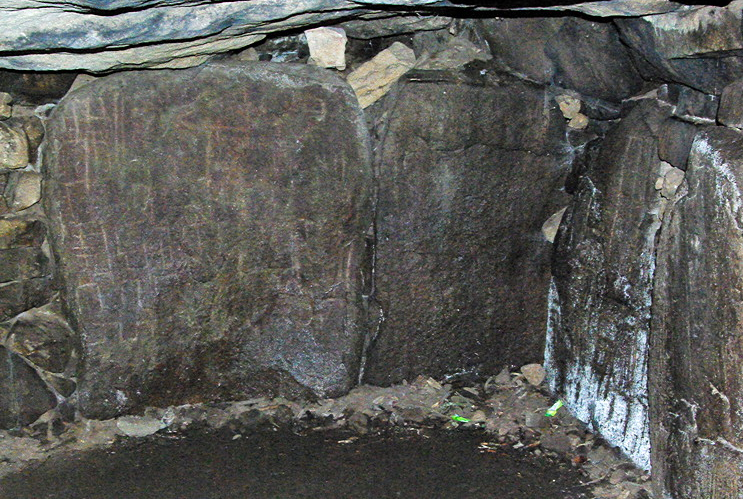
<box><xmin>0</xmin><ymin>365</ymin><xmax>652</xmax><ymax>498</ymax></box>
<box><xmin>0</xmin><ymin>427</ymin><xmax>591</xmax><ymax>499</ymax></box>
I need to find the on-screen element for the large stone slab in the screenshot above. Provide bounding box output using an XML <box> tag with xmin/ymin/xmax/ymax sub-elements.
<box><xmin>43</xmin><ymin>62</ymin><xmax>372</xmax><ymax>419</ymax></box>
<box><xmin>545</xmin><ymin>100</ymin><xmax>672</xmax><ymax>470</ymax></box>
<box><xmin>0</xmin><ymin>1</ymin><xmax>688</xmax><ymax>72</ymax></box>
<box><xmin>651</xmin><ymin>128</ymin><xmax>743</xmax><ymax>498</ymax></box>
<box><xmin>616</xmin><ymin>3</ymin><xmax>743</xmax><ymax>95</ymax></box>
<box><xmin>478</xmin><ymin>17</ymin><xmax>643</xmax><ymax>102</ymax></box>
<box><xmin>362</xmin><ymin>71</ymin><xmax>571</xmax><ymax>385</ymax></box>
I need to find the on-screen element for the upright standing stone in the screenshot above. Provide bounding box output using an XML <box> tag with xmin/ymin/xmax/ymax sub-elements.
<box><xmin>43</xmin><ymin>62</ymin><xmax>372</xmax><ymax>419</ymax></box>
<box><xmin>363</xmin><ymin>71</ymin><xmax>570</xmax><ymax>386</ymax></box>
<box><xmin>652</xmin><ymin>128</ymin><xmax>743</xmax><ymax>498</ymax></box>
<box><xmin>546</xmin><ymin>100</ymin><xmax>672</xmax><ymax>470</ymax></box>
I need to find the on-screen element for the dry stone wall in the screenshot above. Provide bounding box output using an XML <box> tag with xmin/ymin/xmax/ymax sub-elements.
<box><xmin>478</xmin><ymin>17</ymin><xmax>643</xmax><ymax>103</ymax></box>
<box><xmin>0</xmin><ymin>0</ymin><xmax>694</xmax><ymax>73</ymax></box>
<box><xmin>0</xmin><ymin>92</ymin><xmax>79</xmax><ymax>431</ymax></box>
<box><xmin>616</xmin><ymin>3</ymin><xmax>743</xmax><ymax>95</ymax></box>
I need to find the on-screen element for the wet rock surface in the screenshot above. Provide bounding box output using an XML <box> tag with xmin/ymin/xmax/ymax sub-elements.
<box><xmin>363</xmin><ymin>70</ymin><xmax>571</xmax><ymax>386</ymax></box>
<box><xmin>0</xmin><ymin>370</ymin><xmax>649</xmax><ymax>498</ymax></box>
<box><xmin>43</xmin><ymin>62</ymin><xmax>373</xmax><ymax>419</ymax></box>
<box><xmin>547</xmin><ymin>99</ymin><xmax>673</xmax><ymax>470</ymax></box>
<box><xmin>651</xmin><ymin>128</ymin><xmax>743</xmax><ymax>498</ymax></box>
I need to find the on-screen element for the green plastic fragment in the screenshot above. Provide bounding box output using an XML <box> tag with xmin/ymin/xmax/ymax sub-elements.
<box><xmin>451</xmin><ymin>414</ymin><xmax>471</xmax><ymax>423</ymax></box>
<box><xmin>545</xmin><ymin>400</ymin><xmax>564</xmax><ymax>417</ymax></box>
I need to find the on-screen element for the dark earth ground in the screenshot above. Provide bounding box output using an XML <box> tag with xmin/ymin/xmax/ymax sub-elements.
<box><xmin>0</xmin><ymin>427</ymin><xmax>591</xmax><ymax>499</ymax></box>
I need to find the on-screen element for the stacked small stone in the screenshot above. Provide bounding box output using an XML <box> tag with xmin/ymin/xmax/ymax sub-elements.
<box><xmin>0</xmin><ymin>90</ymin><xmax>74</xmax><ymax>431</ymax></box>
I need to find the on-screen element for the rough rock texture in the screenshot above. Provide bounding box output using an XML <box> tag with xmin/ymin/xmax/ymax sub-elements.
<box><xmin>477</xmin><ymin>17</ymin><xmax>644</xmax><ymax>102</ymax></box>
<box><xmin>415</xmin><ymin>37</ymin><xmax>492</xmax><ymax>71</ymax></box>
<box><xmin>546</xmin><ymin>100</ymin><xmax>673</xmax><ymax>470</ymax></box>
<box><xmin>718</xmin><ymin>78</ymin><xmax>743</xmax><ymax>128</ymax></box>
<box><xmin>658</xmin><ymin>118</ymin><xmax>700</xmax><ymax>170</ymax></box>
<box><xmin>305</xmin><ymin>27</ymin><xmax>347</xmax><ymax>70</ymax></box>
<box><xmin>8</xmin><ymin>172</ymin><xmax>42</xmax><ymax>212</ymax></box>
<box><xmin>651</xmin><ymin>128</ymin><xmax>743</xmax><ymax>498</ymax></box>
<box><xmin>0</xmin><ymin>93</ymin><xmax>11</xmax><ymax>120</ymax></box>
<box><xmin>0</xmin><ymin>0</ymin><xmax>689</xmax><ymax>72</ymax></box>
<box><xmin>7</xmin><ymin>305</ymin><xmax>77</xmax><ymax>375</ymax></box>
<box><xmin>347</xmin><ymin>41</ymin><xmax>416</xmax><ymax>108</ymax></box>
<box><xmin>341</xmin><ymin>14</ymin><xmax>451</xmax><ymax>39</ymax></box>
<box><xmin>7</xmin><ymin>117</ymin><xmax>45</xmax><ymax>166</ymax></box>
<box><xmin>43</xmin><ymin>62</ymin><xmax>373</xmax><ymax>419</ymax></box>
<box><xmin>654</xmin><ymin>84</ymin><xmax>719</xmax><ymax>125</ymax></box>
<box><xmin>0</xmin><ymin>174</ymin><xmax>8</xmax><ymax>215</ymax></box>
<box><xmin>616</xmin><ymin>2</ymin><xmax>743</xmax><ymax>95</ymax></box>
<box><xmin>0</xmin><ymin>280</ymin><xmax>54</xmax><ymax>324</ymax></box>
<box><xmin>0</xmin><ymin>346</ymin><xmax>57</xmax><ymax>430</ymax></box>
<box><xmin>0</xmin><ymin>72</ymin><xmax>77</xmax><ymax>105</ymax></box>
<box><xmin>0</xmin><ymin>122</ymin><xmax>29</xmax><ymax>170</ymax></box>
<box><xmin>363</xmin><ymin>70</ymin><xmax>571</xmax><ymax>386</ymax></box>
<box><xmin>0</xmin><ymin>219</ymin><xmax>53</xmax><ymax>321</ymax></box>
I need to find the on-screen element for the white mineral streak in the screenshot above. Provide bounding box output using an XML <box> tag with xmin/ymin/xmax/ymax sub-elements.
<box><xmin>544</xmin><ymin>278</ymin><xmax>560</xmax><ymax>390</ymax></box>
<box><xmin>545</xmin><ymin>165</ymin><xmax>666</xmax><ymax>471</ymax></box>
<box><xmin>547</xmin><ymin>321</ymin><xmax>652</xmax><ymax>470</ymax></box>
<box><xmin>644</xmin><ymin>1</ymin><xmax>743</xmax><ymax>58</ymax></box>
<box><xmin>694</xmin><ymin>134</ymin><xmax>743</xmax><ymax>217</ymax></box>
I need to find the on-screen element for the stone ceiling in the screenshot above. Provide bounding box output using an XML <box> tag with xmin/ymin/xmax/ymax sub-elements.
<box><xmin>0</xmin><ymin>0</ymin><xmax>719</xmax><ymax>73</ymax></box>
